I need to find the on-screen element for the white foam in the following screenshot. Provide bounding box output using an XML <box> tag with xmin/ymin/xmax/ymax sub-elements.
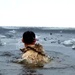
<box><xmin>62</xmin><ymin>39</ymin><xmax>75</xmax><ymax>50</ymax></box>
<box><xmin>0</xmin><ymin>40</ymin><xmax>6</xmax><ymax>46</ymax></box>
<box><xmin>9</xmin><ymin>30</ymin><xmax>16</xmax><ymax>34</ymax></box>
<box><xmin>63</xmin><ymin>40</ymin><xmax>73</xmax><ymax>46</ymax></box>
<box><xmin>0</xmin><ymin>34</ymin><xmax>6</xmax><ymax>38</ymax></box>
<box><xmin>72</xmin><ymin>45</ymin><xmax>75</xmax><ymax>50</ymax></box>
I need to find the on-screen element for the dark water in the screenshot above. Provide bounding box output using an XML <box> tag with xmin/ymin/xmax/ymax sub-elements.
<box><xmin>0</xmin><ymin>27</ymin><xmax>75</xmax><ymax>75</ymax></box>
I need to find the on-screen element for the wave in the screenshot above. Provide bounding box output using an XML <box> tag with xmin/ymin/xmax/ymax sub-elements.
<box><xmin>1</xmin><ymin>26</ymin><xmax>21</xmax><ymax>29</ymax></box>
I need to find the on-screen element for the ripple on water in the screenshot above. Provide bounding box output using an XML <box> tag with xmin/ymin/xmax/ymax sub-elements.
<box><xmin>0</xmin><ymin>50</ymin><xmax>75</xmax><ymax>75</ymax></box>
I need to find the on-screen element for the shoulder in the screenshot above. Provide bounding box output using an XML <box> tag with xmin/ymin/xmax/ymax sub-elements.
<box><xmin>35</xmin><ymin>43</ymin><xmax>44</xmax><ymax>49</ymax></box>
<box><xmin>34</xmin><ymin>43</ymin><xmax>46</xmax><ymax>55</ymax></box>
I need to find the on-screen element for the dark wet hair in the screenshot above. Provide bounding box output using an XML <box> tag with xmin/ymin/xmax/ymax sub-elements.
<box><xmin>23</xmin><ymin>31</ymin><xmax>35</xmax><ymax>44</ymax></box>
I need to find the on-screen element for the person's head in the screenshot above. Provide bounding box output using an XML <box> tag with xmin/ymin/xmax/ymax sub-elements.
<box><xmin>22</xmin><ymin>31</ymin><xmax>36</xmax><ymax>45</ymax></box>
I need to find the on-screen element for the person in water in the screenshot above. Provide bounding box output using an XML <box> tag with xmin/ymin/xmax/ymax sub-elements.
<box><xmin>20</xmin><ymin>31</ymin><xmax>51</xmax><ymax>67</ymax></box>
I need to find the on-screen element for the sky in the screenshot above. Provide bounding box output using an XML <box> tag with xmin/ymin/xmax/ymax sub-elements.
<box><xmin>0</xmin><ymin>0</ymin><xmax>75</xmax><ymax>27</ymax></box>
